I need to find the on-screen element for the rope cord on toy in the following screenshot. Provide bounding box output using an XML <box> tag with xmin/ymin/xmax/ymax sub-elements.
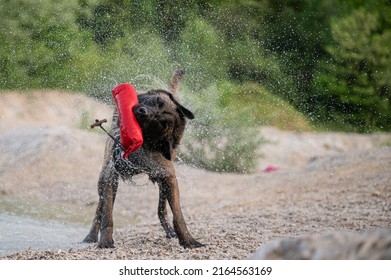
<box><xmin>91</xmin><ymin>119</ymin><xmax>127</xmax><ymax>152</ymax></box>
<box><xmin>91</xmin><ymin>119</ymin><xmax>144</xmax><ymax>175</ymax></box>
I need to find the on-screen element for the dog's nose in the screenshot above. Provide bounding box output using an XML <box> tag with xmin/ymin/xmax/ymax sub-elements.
<box><xmin>136</xmin><ymin>106</ymin><xmax>148</xmax><ymax>116</ymax></box>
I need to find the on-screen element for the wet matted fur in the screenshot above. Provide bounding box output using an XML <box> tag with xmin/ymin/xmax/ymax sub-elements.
<box><xmin>83</xmin><ymin>70</ymin><xmax>203</xmax><ymax>249</ymax></box>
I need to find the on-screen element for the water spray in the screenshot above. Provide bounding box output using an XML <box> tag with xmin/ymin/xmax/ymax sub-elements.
<box><xmin>90</xmin><ymin>119</ymin><xmax>126</xmax><ymax>152</ymax></box>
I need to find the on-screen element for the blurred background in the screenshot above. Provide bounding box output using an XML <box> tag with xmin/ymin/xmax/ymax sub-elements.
<box><xmin>1</xmin><ymin>0</ymin><xmax>390</xmax><ymax>258</ymax></box>
<box><xmin>1</xmin><ymin>0</ymin><xmax>390</xmax><ymax>173</ymax></box>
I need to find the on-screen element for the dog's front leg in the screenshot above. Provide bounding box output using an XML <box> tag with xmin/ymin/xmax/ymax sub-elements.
<box><xmin>158</xmin><ymin>174</ymin><xmax>203</xmax><ymax>249</ymax></box>
<box><xmin>83</xmin><ymin>159</ymin><xmax>119</xmax><ymax>248</ymax></box>
<box><xmin>98</xmin><ymin>165</ymin><xmax>119</xmax><ymax>248</ymax></box>
<box><xmin>83</xmin><ymin>197</ymin><xmax>102</xmax><ymax>243</ymax></box>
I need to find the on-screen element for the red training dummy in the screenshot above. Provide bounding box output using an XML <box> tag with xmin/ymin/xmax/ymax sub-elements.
<box><xmin>112</xmin><ymin>83</ymin><xmax>144</xmax><ymax>159</ymax></box>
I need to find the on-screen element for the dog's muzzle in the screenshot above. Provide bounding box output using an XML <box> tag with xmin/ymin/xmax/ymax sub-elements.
<box><xmin>134</xmin><ymin>106</ymin><xmax>150</xmax><ymax>120</ymax></box>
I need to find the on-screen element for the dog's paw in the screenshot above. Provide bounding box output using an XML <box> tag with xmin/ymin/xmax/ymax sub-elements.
<box><xmin>98</xmin><ymin>243</ymin><xmax>115</xmax><ymax>249</ymax></box>
<box><xmin>98</xmin><ymin>239</ymin><xmax>115</xmax><ymax>249</ymax></box>
<box><xmin>166</xmin><ymin>231</ymin><xmax>177</xmax><ymax>239</ymax></box>
<box><xmin>83</xmin><ymin>234</ymin><xmax>98</xmax><ymax>244</ymax></box>
<box><xmin>180</xmin><ymin>239</ymin><xmax>204</xmax><ymax>249</ymax></box>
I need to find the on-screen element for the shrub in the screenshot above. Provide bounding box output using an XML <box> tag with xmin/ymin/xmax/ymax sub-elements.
<box><xmin>179</xmin><ymin>82</ymin><xmax>263</xmax><ymax>173</ymax></box>
<box><xmin>178</xmin><ymin>81</ymin><xmax>312</xmax><ymax>173</ymax></box>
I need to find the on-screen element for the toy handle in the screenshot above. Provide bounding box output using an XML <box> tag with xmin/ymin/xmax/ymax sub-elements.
<box><xmin>91</xmin><ymin>119</ymin><xmax>107</xmax><ymax>129</ymax></box>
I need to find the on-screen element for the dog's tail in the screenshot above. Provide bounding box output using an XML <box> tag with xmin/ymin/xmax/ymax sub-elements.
<box><xmin>169</xmin><ymin>68</ymin><xmax>185</xmax><ymax>95</ymax></box>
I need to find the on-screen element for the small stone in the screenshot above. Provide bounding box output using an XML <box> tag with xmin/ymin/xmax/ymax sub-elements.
<box><xmin>372</xmin><ymin>191</ymin><xmax>381</xmax><ymax>197</ymax></box>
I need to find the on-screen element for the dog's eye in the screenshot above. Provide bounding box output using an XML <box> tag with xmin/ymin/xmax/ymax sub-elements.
<box><xmin>156</xmin><ymin>97</ymin><xmax>165</xmax><ymax>108</ymax></box>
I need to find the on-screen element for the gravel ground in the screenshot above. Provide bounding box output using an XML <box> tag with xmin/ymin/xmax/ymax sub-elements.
<box><xmin>0</xmin><ymin>92</ymin><xmax>390</xmax><ymax>260</ymax></box>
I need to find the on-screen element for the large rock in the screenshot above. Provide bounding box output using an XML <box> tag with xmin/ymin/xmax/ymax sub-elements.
<box><xmin>249</xmin><ymin>228</ymin><xmax>391</xmax><ymax>260</ymax></box>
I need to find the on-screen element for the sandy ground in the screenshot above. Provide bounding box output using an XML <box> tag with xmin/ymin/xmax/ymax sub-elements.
<box><xmin>0</xmin><ymin>91</ymin><xmax>390</xmax><ymax>259</ymax></box>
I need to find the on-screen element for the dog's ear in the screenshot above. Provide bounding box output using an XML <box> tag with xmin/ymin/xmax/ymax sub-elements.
<box><xmin>176</xmin><ymin>104</ymin><xmax>195</xmax><ymax>120</ymax></box>
<box><xmin>161</xmin><ymin>139</ymin><xmax>174</xmax><ymax>161</ymax></box>
<box><xmin>155</xmin><ymin>89</ymin><xmax>195</xmax><ymax>119</ymax></box>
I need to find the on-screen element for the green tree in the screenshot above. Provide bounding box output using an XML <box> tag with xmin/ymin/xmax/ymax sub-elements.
<box><xmin>314</xmin><ymin>8</ymin><xmax>391</xmax><ymax>131</ymax></box>
<box><xmin>178</xmin><ymin>17</ymin><xmax>228</xmax><ymax>90</ymax></box>
<box><xmin>0</xmin><ymin>0</ymin><xmax>96</xmax><ymax>90</ymax></box>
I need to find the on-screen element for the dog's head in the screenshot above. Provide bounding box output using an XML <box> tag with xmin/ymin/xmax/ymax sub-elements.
<box><xmin>134</xmin><ymin>89</ymin><xmax>194</xmax><ymax>160</ymax></box>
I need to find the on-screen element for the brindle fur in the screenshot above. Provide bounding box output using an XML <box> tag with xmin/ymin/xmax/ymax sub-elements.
<box><xmin>83</xmin><ymin>69</ymin><xmax>203</xmax><ymax>249</ymax></box>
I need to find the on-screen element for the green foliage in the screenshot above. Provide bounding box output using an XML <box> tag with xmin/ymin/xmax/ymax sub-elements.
<box><xmin>1</xmin><ymin>0</ymin><xmax>390</xmax><ymax>173</ymax></box>
<box><xmin>205</xmin><ymin>0</ymin><xmax>265</xmax><ymax>41</ymax></box>
<box><xmin>314</xmin><ymin>8</ymin><xmax>391</xmax><ymax>131</ymax></box>
<box><xmin>82</xmin><ymin>29</ymin><xmax>174</xmax><ymax>102</ymax></box>
<box><xmin>179</xmin><ymin>82</ymin><xmax>263</xmax><ymax>173</ymax></box>
<box><xmin>217</xmin><ymin>82</ymin><xmax>312</xmax><ymax>131</ymax></box>
<box><xmin>0</xmin><ymin>0</ymin><xmax>95</xmax><ymax>91</ymax></box>
<box><xmin>178</xmin><ymin>17</ymin><xmax>228</xmax><ymax>91</ymax></box>
<box><xmin>179</xmin><ymin>81</ymin><xmax>312</xmax><ymax>173</ymax></box>
<box><xmin>227</xmin><ymin>37</ymin><xmax>295</xmax><ymax>102</ymax></box>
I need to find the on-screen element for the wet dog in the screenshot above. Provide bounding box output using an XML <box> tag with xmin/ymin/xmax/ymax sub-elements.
<box><xmin>83</xmin><ymin>69</ymin><xmax>203</xmax><ymax>249</ymax></box>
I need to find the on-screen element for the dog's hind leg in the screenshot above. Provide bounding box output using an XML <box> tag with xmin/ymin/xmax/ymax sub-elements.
<box><xmin>156</xmin><ymin>167</ymin><xmax>203</xmax><ymax>248</ymax></box>
<box><xmin>158</xmin><ymin>187</ymin><xmax>176</xmax><ymax>238</ymax></box>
